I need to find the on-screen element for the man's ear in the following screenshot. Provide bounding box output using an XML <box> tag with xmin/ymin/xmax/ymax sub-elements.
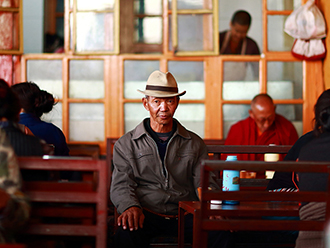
<box><xmin>142</xmin><ymin>98</ymin><xmax>149</xmax><ymax>111</ymax></box>
<box><xmin>248</xmin><ymin>109</ymin><xmax>254</xmax><ymax>119</ymax></box>
<box><xmin>274</xmin><ymin>104</ymin><xmax>277</xmax><ymax>111</ymax></box>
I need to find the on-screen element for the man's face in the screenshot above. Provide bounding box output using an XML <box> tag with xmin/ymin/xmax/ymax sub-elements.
<box><xmin>249</xmin><ymin>104</ymin><xmax>276</xmax><ymax>134</ymax></box>
<box><xmin>230</xmin><ymin>22</ymin><xmax>250</xmax><ymax>44</ymax></box>
<box><xmin>143</xmin><ymin>96</ymin><xmax>179</xmax><ymax>131</ymax></box>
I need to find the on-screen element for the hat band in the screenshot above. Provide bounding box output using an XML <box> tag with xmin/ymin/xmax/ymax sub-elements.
<box><xmin>146</xmin><ymin>85</ymin><xmax>178</xmax><ymax>93</ymax></box>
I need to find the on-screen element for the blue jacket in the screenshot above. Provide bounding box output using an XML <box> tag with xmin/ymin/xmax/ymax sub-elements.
<box><xmin>18</xmin><ymin>113</ymin><xmax>69</xmax><ymax>156</ymax></box>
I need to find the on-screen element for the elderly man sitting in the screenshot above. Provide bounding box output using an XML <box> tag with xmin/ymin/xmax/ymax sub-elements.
<box><xmin>110</xmin><ymin>70</ymin><xmax>232</xmax><ymax>248</ymax></box>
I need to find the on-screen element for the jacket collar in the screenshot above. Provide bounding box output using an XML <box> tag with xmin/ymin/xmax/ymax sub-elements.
<box><xmin>132</xmin><ymin>118</ymin><xmax>191</xmax><ymax>141</ymax></box>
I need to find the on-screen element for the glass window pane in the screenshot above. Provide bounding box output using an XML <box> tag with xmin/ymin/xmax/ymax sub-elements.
<box><xmin>69</xmin><ymin>60</ymin><xmax>104</xmax><ymax>99</ymax></box>
<box><xmin>134</xmin><ymin>0</ymin><xmax>162</xmax><ymax>15</ymax></box>
<box><xmin>56</xmin><ymin>0</ymin><xmax>64</xmax><ymax>12</ymax></box>
<box><xmin>223</xmin><ymin>104</ymin><xmax>250</xmax><ymax>138</ymax></box>
<box><xmin>267</xmin><ymin>61</ymin><xmax>302</xmax><ymax>100</ymax></box>
<box><xmin>219</xmin><ymin>0</ymin><xmax>262</xmax><ymax>53</ymax></box>
<box><xmin>268</xmin><ymin>15</ymin><xmax>293</xmax><ymax>51</ymax></box>
<box><xmin>177</xmin><ymin>0</ymin><xmax>206</xmax><ymax>9</ymax></box>
<box><xmin>77</xmin><ymin>0</ymin><xmax>114</xmax><ymax>11</ymax></box>
<box><xmin>27</xmin><ymin>60</ymin><xmax>63</xmax><ymax>99</ymax></box>
<box><xmin>223</xmin><ymin>61</ymin><xmax>259</xmax><ymax>82</ymax></box>
<box><xmin>134</xmin><ymin>17</ymin><xmax>162</xmax><ymax>44</ymax></box>
<box><xmin>276</xmin><ymin>104</ymin><xmax>303</xmax><ymax>137</ymax></box>
<box><xmin>41</xmin><ymin>102</ymin><xmax>63</xmax><ymax>130</ymax></box>
<box><xmin>168</xmin><ymin>61</ymin><xmax>204</xmax><ymax>100</ymax></box>
<box><xmin>124</xmin><ymin>103</ymin><xmax>149</xmax><ymax>133</ymax></box>
<box><xmin>177</xmin><ymin>14</ymin><xmax>213</xmax><ymax>51</ymax></box>
<box><xmin>267</xmin><ymin>0</ymin><xmax>301</xmax><ymax>10</ymax></box>
<box><xmin>76</xmin><ymin>12</ymin><xmax>114</xmax><ymax>52</ymax></box>
<box><xmin>69</xmin><ymin>103</ymin><xmax>104</xmax><ymax>141</ymax></box>
<box><xmin>223</xmin><ymin>81</ymin><xmax>259</xmax><ymax>100</ymax></box>
<box><xmin>175</xmin><ymin>104</ymin><xmax>205</xmax><ymax>138</ymax></box>
<box><xmin>56</xmin><ymin>17</ymin><xmax>64</xmax><ymax>38</ymax></box>
<box><xmin>124</xmin><ymin>60</ymin><xmax>160</xmax><ymax>99</ymax></box>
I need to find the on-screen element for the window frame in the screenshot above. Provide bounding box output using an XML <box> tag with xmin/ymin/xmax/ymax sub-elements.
<box><xmin>171</xmin><ymin>0</ymin><xmax>219</xmax><ymax>56</ymax></box>
<box><xmin>19</xmin><ymin>0</ymin><xmax>325</xmax><ymax>153</ymax></box>
<box><xmin>65</xmin><ymin>0</ymin><xmax>120</xmax><ymax>55</ymax></box>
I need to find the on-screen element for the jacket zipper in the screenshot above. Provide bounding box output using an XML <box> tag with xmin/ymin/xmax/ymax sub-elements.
<box><xmin>146</xmin><ymin>132</ymin><xmax>177</xmax><ymax>190</ymax></box>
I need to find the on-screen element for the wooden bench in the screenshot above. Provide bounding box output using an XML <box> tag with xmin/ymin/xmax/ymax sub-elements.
<box><xmin>179</xmin><ymin>160</ymin><xmax>330</xmax><ymax>248</ymax></box>
<box><xmin>18</xmin><ymin>157</ymin><xmax>108</xmax><ymax>248</ymax></box>
<box><xmin>206</xmin><ymin>144</ymin><xmax>291</xmax><ymax>160</ymax></box>
<box><xmin>68</xmin><ymin>144</ymin><xmax>100</xmax><ymax>159</ymax></box>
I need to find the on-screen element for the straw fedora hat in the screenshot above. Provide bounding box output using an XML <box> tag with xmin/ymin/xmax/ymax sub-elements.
<box><xmin>137</xmin><ymin>70</ymin><xmax>186</xmax><ymax>97</ymax></box>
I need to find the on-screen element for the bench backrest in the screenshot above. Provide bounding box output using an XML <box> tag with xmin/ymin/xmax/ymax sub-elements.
<box><xmin>207</xmin><ymin>145</ymin><xmax>292</xmax><ymax>160</ymax></box>
<box><xmin>18</xmin><ymin>157</ymin><xmax>108</xmax><ymax>248</ymax></box>
<box><xmin>198</xmin><ymin>160</ymin><xmax>330</xmax><ymax>241</ymax></box>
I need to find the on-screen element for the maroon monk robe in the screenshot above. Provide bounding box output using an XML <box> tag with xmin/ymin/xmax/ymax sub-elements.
<box><xmin>223</xmin><ymin>114</ymin><xmax>299</xmax><ymax>161</ymax></box>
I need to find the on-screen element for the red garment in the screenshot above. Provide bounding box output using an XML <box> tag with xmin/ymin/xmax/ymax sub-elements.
<box><xmin>224</xmin><ymin>114</ymin><xmax>299</xmax><ymax>161</ymax></box>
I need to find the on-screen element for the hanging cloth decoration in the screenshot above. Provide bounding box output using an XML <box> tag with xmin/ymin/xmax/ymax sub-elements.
<box><xmin>284</xmin><ymin>0</ymin><xmax>326</xmax><ymax>60</ymax></box>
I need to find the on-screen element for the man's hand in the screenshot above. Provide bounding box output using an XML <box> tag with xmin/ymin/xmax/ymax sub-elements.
<box><xmin>117</xmin><ymin>206</ymin><xmax>144</xmax><ymax>231</ymax></box>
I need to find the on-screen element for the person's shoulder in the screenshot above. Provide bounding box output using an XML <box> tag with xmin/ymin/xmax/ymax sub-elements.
<box><xmin>185</xmin><ymin>129</ymin><xmax>205</xmax><ymax>143</ymax></box>
<box><xmin>219</xmin><ymin>30</ymin><xmax>227</xmax><ymax>37</ymax></box>
<box><xmin>115</xmin><ymin>122</ymin><xmax>143</xmax><ymax>148</ymax></box>
<box><xmin>174</xmin><ymin>120</ymin><xmax>206</xmax><ymax>145</ymax></box>
<box><xmin>219</xmin><ymin>30</ymin><xmax>227</xmax><ymax>43</ymax></box>
<box><xmin>246</xmin><ymin>36</ymin><xmax>258</xmax><ymax>44</ymax></box>
<box><xmin>275</xmin><ymin>114</ymin><xmax>295</xmax><ymax>127</ymax></box>
<box><xmin>36</xmin><ymin>120</ymin><xmax>63</xmax><ymax>133</ymax></box>
<box><xmin>230</xmin><ymin>117</ymin><xmax>251</xmax><ymax>129</ymax></box>
<box><xmin>245</xmin><ymin>36</ymin><xmax>260</xmax><ymax>54</ymax></box>
<box><xmin>297</xmin><ymin>131</ymin><xmax>314</xmax><ymax>144</ymax></box>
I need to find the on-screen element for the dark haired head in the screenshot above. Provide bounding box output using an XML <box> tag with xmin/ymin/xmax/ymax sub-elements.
<box><xmin>231</xmin><ymin>10</ymin><xmax>251</xmax><ymax>26</ymax></box>
<box><xmin>11</xmin><ymin>82</ymin><xmax>55</xmax><ymax>118</ymax></box>
<box><xmin>0</xmin><ymin>79</ymin><xmax>21</xmax><ymax>122</ymax></box>
<box><xmin>313</xmin><ymin>89</ymin><xmax>330</xmax><ymax>136</ymax></box>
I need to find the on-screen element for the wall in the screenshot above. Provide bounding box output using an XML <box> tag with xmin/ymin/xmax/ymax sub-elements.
<box><xmin>319</xmin><ymin>0</ymin><xmax>330</xmax><ymax>89</ymax></box>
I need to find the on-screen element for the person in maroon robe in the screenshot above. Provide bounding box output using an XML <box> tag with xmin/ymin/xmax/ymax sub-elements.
<box><xmin>224</xmin><ymin>94</ymin><xmax>299</xmax><ymax>163</ymax></box>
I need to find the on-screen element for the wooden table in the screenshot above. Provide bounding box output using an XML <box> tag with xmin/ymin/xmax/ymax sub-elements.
<box><xmin>178</xmin><ymin>201</ymin><xmax>299</xmax><ymax>248</ymax></box>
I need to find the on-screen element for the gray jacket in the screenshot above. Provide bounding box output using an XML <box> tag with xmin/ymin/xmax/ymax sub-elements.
<box><xmin>110</xmin><ymin>118</ymin><xmax>211</xmax><ymax>215</ymax></box>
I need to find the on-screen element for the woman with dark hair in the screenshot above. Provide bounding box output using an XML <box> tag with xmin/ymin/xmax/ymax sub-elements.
<box><xmin>0</xmin><ymin>79</ymin><xmax>46</xmax><ymax>157</ymax></box>
<box><xmin>293</xmin><ymin>89</ymin><xmax>330</xmax><ymax>248</ymax></box>
<box><xmin>11</xmin><ymin>82</ymin><xmax>69</xmax><ymax>156</ymax></box>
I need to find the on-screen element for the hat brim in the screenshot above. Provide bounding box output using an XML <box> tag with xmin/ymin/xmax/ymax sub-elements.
<box><xmin>137</xmin><ymin>89</ymin><xmax>186</xmax><ymax>98</ymax></box>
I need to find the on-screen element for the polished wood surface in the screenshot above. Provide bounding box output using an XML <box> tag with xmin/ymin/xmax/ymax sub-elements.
<box><xmin>18</xmin><ymin>157</ymin><xmax>108</xmax><ymax>248</ymax></box>
<box><xmin>179</xmin><ymin>160</ymin><xmax>330</xmax><ymax>248</ymax></box>
<box><xmin>207</xmin><ymin>145</ymin><xmax>291</xmax><ymax>154</ymax></box>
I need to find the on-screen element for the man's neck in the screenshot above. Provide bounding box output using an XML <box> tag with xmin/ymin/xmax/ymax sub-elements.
<box><xmin>150</xmin><ymin>122</ymin><xmax>173</xmax><ymax>133</ymax></box>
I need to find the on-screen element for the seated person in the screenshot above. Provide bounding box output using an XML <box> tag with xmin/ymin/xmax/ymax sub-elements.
<box><xmin>224</xmin><ymin>94</ymin><xmax>298</xmax><ymax>175</ymax></box>
<box><xmin>110</xmin><ymin>70</ymin><xmax>232</xmax><ymax>247</ymax></box>
<box><xmin>0</xmin><ymin>128</ymin><xmax>30</xmax><ymax>243</ymax></box>
<box><xmin>220</xmin><ymin>10</ymin><xmax>260</xmax><ymax>81</ymax></box>
<box><xmin>11</xmin><ymin>82</ymin><xmax>69</xmax><ymax>156</ymax></box>
<box><xmin>286</xmin><ymin>89</ymin><xmax>330</xmax><ymax>247</ymax></box>
<box><xmin>0</xmin><ymin>79</ymin><xmax>51</xmax><ymax>181</ymax></box>
<box><xmin>0</xmin><ymin>79</ymin><xmax>49</xmax><ymax>157</ymax></box>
